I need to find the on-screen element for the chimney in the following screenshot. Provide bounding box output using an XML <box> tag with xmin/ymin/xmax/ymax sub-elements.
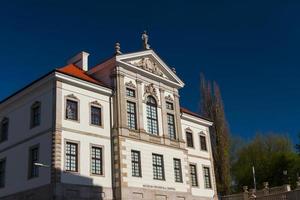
<box><xmin>67</xmin><ymin>51</ymin><xmax>89</xmax><ymax>71</ymax></box>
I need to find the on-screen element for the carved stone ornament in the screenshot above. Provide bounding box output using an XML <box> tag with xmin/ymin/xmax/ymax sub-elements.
<box><xmin>128</xmin><ymin>57</ymin><xmax>165</xmax><ymax>78</ymax></box>
<box><xmin>66</xmin><ymin>94</ymin><xmax>78</xmax><ymax>99</ymax></box>
<box><xmin>91</xmin><ymin>100</ymin><xmax>101</xmax><ymax>106</ymax></box>
<box><xmin>125</xmin><ymin>81</ymin><xmax>136</xmax><ymax>89</ymax></box>
<box><xmin>144</xmin><ymin>83</ymin><xmax>158</xmax><ymax>97</ymax></box>
<box><xmin>165</xmin><ymin>95</ymin><xmax>174</xmax><ymax>102</ymax></box>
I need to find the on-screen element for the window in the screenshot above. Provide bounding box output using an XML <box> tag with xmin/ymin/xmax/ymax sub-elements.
<box><xmin>186</xmin><ymin>132</ymin><xmax>194</xmax><ymax>148</ymax></box>
<box><xmin>91</xmin><ymin>106</ymin><xmax>102</xmax><ymax>126</ymax></box>
<box><xmin>200</xmin><ymin>135</ymin><xmax>207</xmax><ymax>151</ymax></box>
<box><xmin>91</xmin><ymin>146</ymin><xmax>103</xmax><ymax>175</ymax></box>
<box><xmin>127</xmin><ymin>101</ymin><xmax>137</xmax><ymax>130</ymax></box>
<box><xmin>0</xmin><ymin>118</ymin><xmax>8</xmax><ymax>142</ymax></box>
<box><xmin>0</xmin><ymin>159</ymin><xmax>6</xmax><ymax>188</ymax></box>
<box><xmin>28</xmin><ymin>145</ymin><xmax>39</xmax><ymax>178</ymax></box>
<box><xmin>66</xmin><ymin>99</ymin><xmax>78</xmax><ymax>121</ymax></box>
<box><xmin>30</xmin><ymin>102</ymin><xmax>41</xmax><ymax>128</ymax></box>
<box><xmin>190</xmin><ymin>164</ymin><xmax>198</xmax><ymax>187</ymax></box>
<box><xmin>65</xmin><ymin>142</ymin><xmax>78</xmax><ymax>172</ymax></box>
<box><xmin>173</xmin><ymin>158</ymin><xmax>183</xmax><ymax>182</ymax></box>
<box><xmin>152</xmin><ymin>154</ymin><xmax>164</xmax><ymax>180</ymax></box>
<box><xmin>167</xmin><ymin>114</ymin><xmax>176</xmax><ymax>140</ymax></box>
<box><xmin>203</xmin><ymin>167</ymin><xmax>212</xmax><ymax>189</ymax></box>
<box><xmin>131</xmin><ymin>150</ymin><xmax>142</xmax><ymax>177</ymax></box>
<box><xmin>166</xmin><ymin>102</ymin><xmax>174</xmax><ymax>110</ymax></box>
<box><xmin>146</xmin><ymin>96</ymin><xmax>158</xmax><ymax>135</ymax></box>
<box><xmin>126</xmin><ymin>88</ymin><xmax>136</xmax><ymax>98</ymax></box>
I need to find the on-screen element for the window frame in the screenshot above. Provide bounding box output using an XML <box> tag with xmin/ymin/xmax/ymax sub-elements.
<box><xmin>90</xmin><ymin>103</ymin><xmax>103</xmax><ymax>127</ymax></box>
<box><xmin>0</xmin><ymin>118</ymin><xmax>9</xmax><ymax>142</ymax></box>
<box><xmin>65</xmin><ymin>96</ymin><xmax>79</xmax><ymax>122</ymax></box>
<box><xmin>146</xmin><ymin>96</ymin><xmax>159</xmax><ymax>135</ymax></box>
<box><xmin>167</xmin><ymin>113</ymin><xmax>176</xmax><ymax>140</ymax></box>
<box><xmin>90</xmin><ymin>145</ymin><xmax>104</xmax><ymax>176</ymax></box>
<box><xmin>166</xmin><ymin>101</ymin><xmax>174</xmax><ymax>110</ymax></box>
<box><xmin>0</xmin><ymin>158</ymin><xmax>6</xmax><ymax>188</ymax></box>
<box><xmin>64</xmin><ymin>140</ymin><xmax>80</xmax><ymax>173</ymax></box>
<box><xmin>28</xmin><ymin>144</ymin><xmax>39</xmax><ymax>179</ymax></box>
<box><xmin>131</xmin><ymin>150</ymin><xmax>142</xmax><ymax>177</ymax></box>
<box><xmin>173</xmin><ymin>158</ymin><xmax>183</xmax><ymax>183</ymax></box>
<box><xmin>189</xmin><ymin>163</ymin><xmax>199</xmax><ymax>187</ymax></box>
<box><xmin>199</xmin><ymin>134</ymin><xmax>208</xmax><ymax>151</ymax></box>
<box><xmin>203</xmin><ymin>166</ymin><xmax>212</xmax><ymax>189</ymax></box>
<box><xmin>152</xmin><ymin>153</ymin><xmax>165</xmax><ymax>180</ymax></box>
<box><xmin>186</xmin><ymin>131</ymin><xmax>194</xmax><ymax>148</ymax></box>
<box><xmin>126</xmin><ymin>88</ymin><xmax>136</xmax><ymax>98</ymax></box>
<box><xmin>127</xmin><ymin>101</ymin><xmax>137</xmax><ymax>130</ymax></box>
<box><xmin>30</xmin><ymin>101</ymin><xmax>41</xmax><ymax>128</ymax></box>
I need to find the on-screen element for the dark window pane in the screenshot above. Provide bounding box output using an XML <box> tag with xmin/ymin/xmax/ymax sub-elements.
<box><xmin>29</xmin><ymin>146</ymin><xmax>39</xmax><ymax>178</ymax></box>
<box><xmin>190</xmin><ymin>164</ymin><xmax>198</xmax><ymax>186</ymax></box>
<box><xmin>166</xmin><ymin>102</ymin><xmax>174</xmax><ymax>110</ymax></box>
<box><xmin>127</xmin><ymin>101</ymin><xmax>137</xmax><ymax>130</ymax></box>
<box><xmin>0</xmin><ymin>118</ymin><xmax>8</xmax><ymax>142</ymax></box>
<box><xmin>146</xmin><ymin>96</ymin><xmax>158</xmax><ymax>135</ymax></box>
<box><xmin>91</xmin><ymin>146</ymin><xmax>103</xmax><ymax>175</ymax></box>
<box><xmin>152</xmin><ymin>154</ymin><xmax>164</xmax><ymax>180</ymax></box>
<box><xmin>31</xmin><ymin>102</ymin><xmax>41</xmax><ymax>128</ymax></box>
<box><xmin>0</xmin><ymin>159</ymin><xmax>6</xmax><ymax>188</ymax></box>
<box><xmin>66</xmin><ymin>100</ymin><xmax>78</xmax><ymax>120</ymax></box>
<box><xmin>186</xmin><ymin>132</ymin><xmax>194</xmax><ymax>147</ymax></box>
<box><xmin>200</xmin><ymin>135</ymin><xmax>207</xmax><ymax>151</ymax></box>
<box><xmin>126</xmin><ymin>88</ymin><xmax>136</xmax><ymax>97</ymax></box>
<box><xmin>167</xmin><ymin>114</ymin><xmax>176</xmax><ymax>140</ymax></box>
<box><xmin>203</xmin><ymin>167</ymin><xmax>212</xmax><ymax>188</ymax></box>
<box><xmin>91</xmin><ymin>106</ymin><xmax>102</xmax><ymax>126</ymax></box>
<box><xmin>174</xmin><ymin>158</ymin><xmax>183</xmax><ymax>182</ymax></box>
<box><xmin>65</xmin><ymin>142</ymin><xmax>78</xmax><ymax>172</ymax></box>
<box><xmin>131</xmin><ymin>150</ymin><xmax>142</xmax><ymax>177</ymax></box>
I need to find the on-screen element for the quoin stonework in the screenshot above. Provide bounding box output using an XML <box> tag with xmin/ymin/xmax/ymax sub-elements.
<box><xmin>0</xmin><ymin>33</ymin><xmax>217</xmax><ymax>200</ymax></box>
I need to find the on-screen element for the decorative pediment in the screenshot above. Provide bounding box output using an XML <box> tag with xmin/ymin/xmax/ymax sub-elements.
<box><xmin>165</xmin><ymin>95</ymin><xmax>174</xmax><ymax>102</ymax></box>
<box><xmin>90</xmin><ymin>100</ymin><xmax>102</xmax><ymax>106</ymax></box>
<box><xmin>144</xmin><ymin>83</ymin><xmax>158</xmax><ymax>98</ymax></box>
<box><xmin>125</xmin><ymin>81</ymin><xmax>136</xmax><ymax>89</ymax></box>
<box><xmin>66</xmin><ymin>94</ymin><xmax>78</xmax><ymax>99</ymax></box>
<box><xmin>126</xmin><ymin>57</ymin><xmax>167</xmax><ymax>79</ymax></box>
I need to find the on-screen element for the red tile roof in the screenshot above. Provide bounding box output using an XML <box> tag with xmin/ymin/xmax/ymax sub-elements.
<box><xmin>56</xmin><ymin>64</ymin><xmax>107</xmax><ymax>87</ymax></box>
<box><xmin>180</xmin><ymin>107</ymin><xmax>212</xmax><ymax>122</ymax></box>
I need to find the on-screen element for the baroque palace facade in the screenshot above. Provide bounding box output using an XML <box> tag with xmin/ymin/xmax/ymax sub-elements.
<box><xmin>0</xmin><ymin>34</ymin><xmax>217</xmax><ymax>200</ymax></box>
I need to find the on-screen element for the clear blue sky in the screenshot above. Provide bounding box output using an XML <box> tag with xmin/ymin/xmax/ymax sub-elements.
<box><xmin>0</xmin><ymin>0</ymin><xmax>299</xmax><ymax>142</ymax></box>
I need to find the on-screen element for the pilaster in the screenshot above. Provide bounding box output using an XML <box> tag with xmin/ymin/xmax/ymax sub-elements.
<box><xmin>173</xmin><ymin>92</ymin><xmax>184</xmax><ymax>143</ymax></box>
<box><xmin>159</xmin><ymin>88</ymin><xmax>169</xmax><ymax>138</ymax></box>
<box><xmin>136</xmin><ymin>79</ymin><xmax>145</xmax><ymax>132</ymax></box>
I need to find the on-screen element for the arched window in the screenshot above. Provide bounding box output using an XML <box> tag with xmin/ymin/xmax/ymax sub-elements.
<box><xmin>146</xmin><ymin>96</ymin><xmax>158</xmax><ymax>135</ymax></box>
<box><xmin>0</xmin><ymin>117</ymin><xmax>9</xmax><ymax>142</ymax></box>
<box><xmin>31</xmin><ymin>101</ymin><xmax>41</xmax><ymax>128</ymax></box>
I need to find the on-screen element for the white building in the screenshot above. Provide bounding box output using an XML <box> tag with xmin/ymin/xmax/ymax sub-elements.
<box><xmin>0</xmin><ymin>34</ymin><xmax>217</xmax><ymax>200</ymax></box>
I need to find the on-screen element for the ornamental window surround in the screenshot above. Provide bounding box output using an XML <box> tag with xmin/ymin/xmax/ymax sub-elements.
<box><xmin>146</xmin><ymin>96</ymin><xmax>159</xmax><ymax>135</ymax></box>
<box><xmin>90</xmin><ymin>101</ymin><xmax>103</xmax><ymax>127</ymax></box>
<box><xmin>65</xmin><ymin>95</ymin><xmax>79</xmax><ymax>121</ymax></box>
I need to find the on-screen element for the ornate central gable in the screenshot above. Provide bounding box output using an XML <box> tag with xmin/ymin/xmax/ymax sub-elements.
<box><xmin>125</xmin><ymin>57</ymin><xmax>168</xmax><ymax>79</ymax></box>
<box><xmin>116</xmin><ymin>50</ymin><xmax>185</xmax><ymax>88</ymax></box>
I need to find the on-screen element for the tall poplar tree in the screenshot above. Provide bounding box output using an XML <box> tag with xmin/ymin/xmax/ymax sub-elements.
<box><xmin>200</xmin><ymin>74</ymin><xmax>231</xmax><ymax>195</ymax></box>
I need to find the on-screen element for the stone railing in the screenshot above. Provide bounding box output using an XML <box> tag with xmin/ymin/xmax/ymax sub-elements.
<box><xmin>221</xmin><ymin>179</ymin><xmax>300</xmax><ymax>200</ymax></box>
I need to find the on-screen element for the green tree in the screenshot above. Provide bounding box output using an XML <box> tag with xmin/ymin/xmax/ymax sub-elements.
<box><xmin>200</xmin><ymin>74</ymin><xmax>231</xmax><ymax>195</ymax></box>
<box><xmin>296</xmin><ymin>132</ymin><xmax>300</xmax><ymax>155</ymax></box>
<box><xmin>231</xmin><ymin>133</ymin><xmax>300</xmax><ymax>191</ymax></box>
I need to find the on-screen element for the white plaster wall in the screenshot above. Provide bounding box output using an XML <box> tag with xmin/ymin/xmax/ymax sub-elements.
<box><xmin>122</xmin><ymin>138</ymin><xmax>189</xmax><ymax>193</ymax></box>
<box><xmin>60</xmin><ymin>83</ymin><xmax>111</xmax><ymax>138</ymax></box>
<box><xmin>0</xmin><ymin>132</ymin><xmax>52</xmax><ymax>197</ymax></box>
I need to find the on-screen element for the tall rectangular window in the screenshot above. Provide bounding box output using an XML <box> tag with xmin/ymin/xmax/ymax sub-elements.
<box><xmin>190</xmin><ymin>164</ymin><xmax>198</xmax><ymax>187</ymax></box>
<box><xmin>173</xmin><ymin>158</ymin><xmax>183</xmax><ymax>183</ymax></box>
<box><xmin>91</xmin><ymin>146</ymin><xmax>103</xmax><ymax>175</ymax></box>
<box><xmin>66</xmin><ymin>99</ymin><xmax>78</xmax><ymax>121</ymax></box>
<box><xmin>127</xmin><ymin>101</ymin><xmax>137</xmax><ymax>130</ymax></box>
<box><xmin>186</xmin><ymin>132</ymin><xmax>194</xmax><ymax>148</ymax></box>
<box><xmin>0</xmin><ymin>118</ymin><xmax>8</xmax><ymax>142</ymax></box>
<box><xmin>131</xmin><ymin>150</ymin><xmax>142</xmax><ymax>177</ymax></box>
<box><xmin>28</xmin><ymin>146</ymin><xmax>39</xmax><ymax>178</ymax></box>
<box><xmin>91</xmin><ymin>106</ymin><xmax>102</xmax><ymax>126</ymax></box>
<box><xmin>200</xmin><ymin>135</ymin><xmax>207</xmax><ymax>151</ymax></box>
<box><xmin>31</xmin><ymin>102</ymin><xmax>41</xmax><ymax>128</ymax></box>
<box><xmin>167</xmin><ymin>114</ymin><xmax>176</xmax><ymax>140</ymax></box>
<box><xmin>152</xmin><ymin>154</ymin><xmax>165</xmax><ymax>180</ymax></box>
<box><xmin>65</xmin><ymin>142</ymin><xmax>78</xmax><ymax>172</ymax></box>
<box><xmin>0</xmin><ymin>159</ymin><xmax>6</xmax><ymax>188</ymax></box>
<box><xmin>203</xmin><ymin>167</ymin><xmax>212</xmax><ymax>189</ymax></box>
<box><xmin>126</xmin><ymin>88</ymin><xmax>136</xmax><ymax>97</ymax></box>
<box><xmin>146</xmin><ymin>96</ymin><xmax>158</xmax><ymax>135</ymax></box>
